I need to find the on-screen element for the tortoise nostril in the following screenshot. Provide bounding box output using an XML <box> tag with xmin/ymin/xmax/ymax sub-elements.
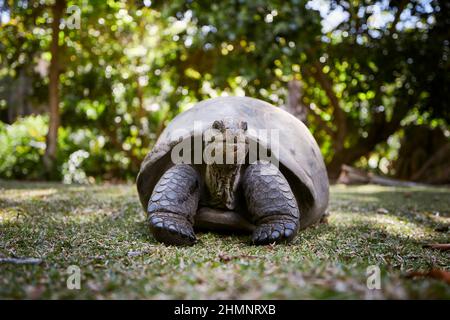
<box><xmin>234</xmin><ymin>136</ymin><xmax>238</xmax><ymax>143</ymax></box>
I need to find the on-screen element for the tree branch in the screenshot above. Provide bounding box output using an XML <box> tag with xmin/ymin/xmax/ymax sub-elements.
<box><xmin>389</xmin><ymin>0</ymin><xmax>408</xmax><ymax>34</ymax></box>
<box><xmin>412</xmin><ymin>142</ymin><xmax>450</xmax><ymax>181</ymax></box>
<box><xmin>327</xmin><ymin>94</ymin><xmax>412</xmax><ymax>178</ymax></box>
<box><xmin>303</xmin><ymin>63</ymin><xmax>347</xmax><ymax>151</ymax></box>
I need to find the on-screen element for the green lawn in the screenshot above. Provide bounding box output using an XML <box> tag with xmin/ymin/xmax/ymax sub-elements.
<box><xmin>0</xmin><ymin>181</ymin><xmax>449</xmax><ymax>299</ymax></box>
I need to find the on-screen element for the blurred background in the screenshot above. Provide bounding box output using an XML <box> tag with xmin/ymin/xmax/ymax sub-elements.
<box><xmin>0</xmin><ymin>0</ymin><xmax>448</xmax><ymax>184</ymax></box>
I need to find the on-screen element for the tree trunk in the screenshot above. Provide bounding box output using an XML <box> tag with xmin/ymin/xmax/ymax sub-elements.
<box><xmin>327</xmin><ymin>97</ymin><xmax>411</xmax><ymax>180</ymax></box>
<box><xmin>337</xmin><ymin>165</ymin><xmax>424</xmax><ymax>187</ymax></box>
<box><xmin>43</xmin><ymin>0</ymin><xmax>65</xmax><ymax>176</ymax></box>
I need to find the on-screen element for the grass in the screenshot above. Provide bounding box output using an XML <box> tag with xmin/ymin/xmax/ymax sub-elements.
<box><xmin>0</xmin><ymin>180</ymin><xmax>449</xmax><ymax>299</ymax></box>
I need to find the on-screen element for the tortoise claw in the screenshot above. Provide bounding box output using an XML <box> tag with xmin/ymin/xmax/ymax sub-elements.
<box><xmin>149</xmin><ymin>213</ymin><xmax>196</xmax><ymax>246</ymax></box>
<box><xmin>251</xmin><ymin>219</ymin><xmax>298</xmax><ymax>245</ymax></box>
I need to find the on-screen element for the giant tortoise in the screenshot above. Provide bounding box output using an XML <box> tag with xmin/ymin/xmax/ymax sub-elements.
<box><xmin>137</xmin><ymin>96</ymin><xmax>329</xmax><ymax>245</ymax></box>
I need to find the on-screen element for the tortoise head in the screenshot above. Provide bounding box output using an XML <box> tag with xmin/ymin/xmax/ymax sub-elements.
<box><xmin>204</xmin><ymin>118</ymin><xmax>248</xmax><ymax>165</ymax></box>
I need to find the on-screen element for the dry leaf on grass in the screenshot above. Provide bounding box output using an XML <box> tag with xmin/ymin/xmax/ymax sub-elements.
<box><xmin>405</xmin><ymin>269</ymin><xmax>450</xmax><ymax>285</ymax></box>
<box><xmin>422</xmin><ymin>243</ymin><xmax>450</xmax><ymax>251</ymax></box>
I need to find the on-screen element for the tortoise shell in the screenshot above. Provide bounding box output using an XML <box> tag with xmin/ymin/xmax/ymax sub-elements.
<box><xmin>137</xmin><ymin>96</ymin><xmax>329</xmax><ymax>229</ymax></box>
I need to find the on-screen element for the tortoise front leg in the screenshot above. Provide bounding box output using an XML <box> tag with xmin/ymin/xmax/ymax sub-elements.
<box><xmin>242</xmin><ymin>162</ymin><xmax>300</xmax><ymax>245</ymax></box>
<box><xmin>148</xmin><ymin>164</ymin><xmax>200</xmax><ymax>245</ymax></box>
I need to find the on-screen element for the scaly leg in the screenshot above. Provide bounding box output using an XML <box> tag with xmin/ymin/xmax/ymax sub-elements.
<box><xmin>148</xmin><ymin>164</ymin><xmax>200</xmax><ymax>245</ymax></box>
<box><xmin>242</xmin><ymin>162</ymin><xmax>300</xmax><ymax>245</ymax></box>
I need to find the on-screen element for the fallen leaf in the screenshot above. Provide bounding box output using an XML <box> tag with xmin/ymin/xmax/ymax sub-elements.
<box><xmin>422</xmin><ymin>243</ymin><xmax>450</xmax><ymax>251</ymax></box>
<box><xmin>405</xmin><ymin>269</ymin><xmax>450</xmax><ymax>285</ymax></box>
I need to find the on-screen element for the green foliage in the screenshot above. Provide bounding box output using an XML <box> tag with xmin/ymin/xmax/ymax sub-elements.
<box><xmin>0</xmin><ymin>0</ymin><xmax>448</xmax><ymax>181</ymax></box>
<box><xmin>0</xmin><ymin>113</ymin><xmax>143</xmax><ymax>182</ymax></box>
<box><xmin>0</xmin><ymin>115</ymin><xmax>47</xmax><ymax>179</ymax></box>
<box><xmin>157</xmin><ymin>0</ymin><xmax>449</xmax><ymax>177</ymax></box>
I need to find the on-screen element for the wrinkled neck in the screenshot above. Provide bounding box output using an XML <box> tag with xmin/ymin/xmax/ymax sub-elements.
<box><xmin>205</xmin><ymin>163</ymin><xmax>243</xmax><ymax>210</ymax></box>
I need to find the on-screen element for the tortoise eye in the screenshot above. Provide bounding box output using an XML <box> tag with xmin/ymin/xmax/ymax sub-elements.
<box><xmin>212</xmin><ymin>120</ymin><xmax>222</xmax><ymax>130</ymax></box>
<box><xmin>240</xmin><ymin>121</ymin><xmax>248</xmax><ymax>131</ymax></box>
